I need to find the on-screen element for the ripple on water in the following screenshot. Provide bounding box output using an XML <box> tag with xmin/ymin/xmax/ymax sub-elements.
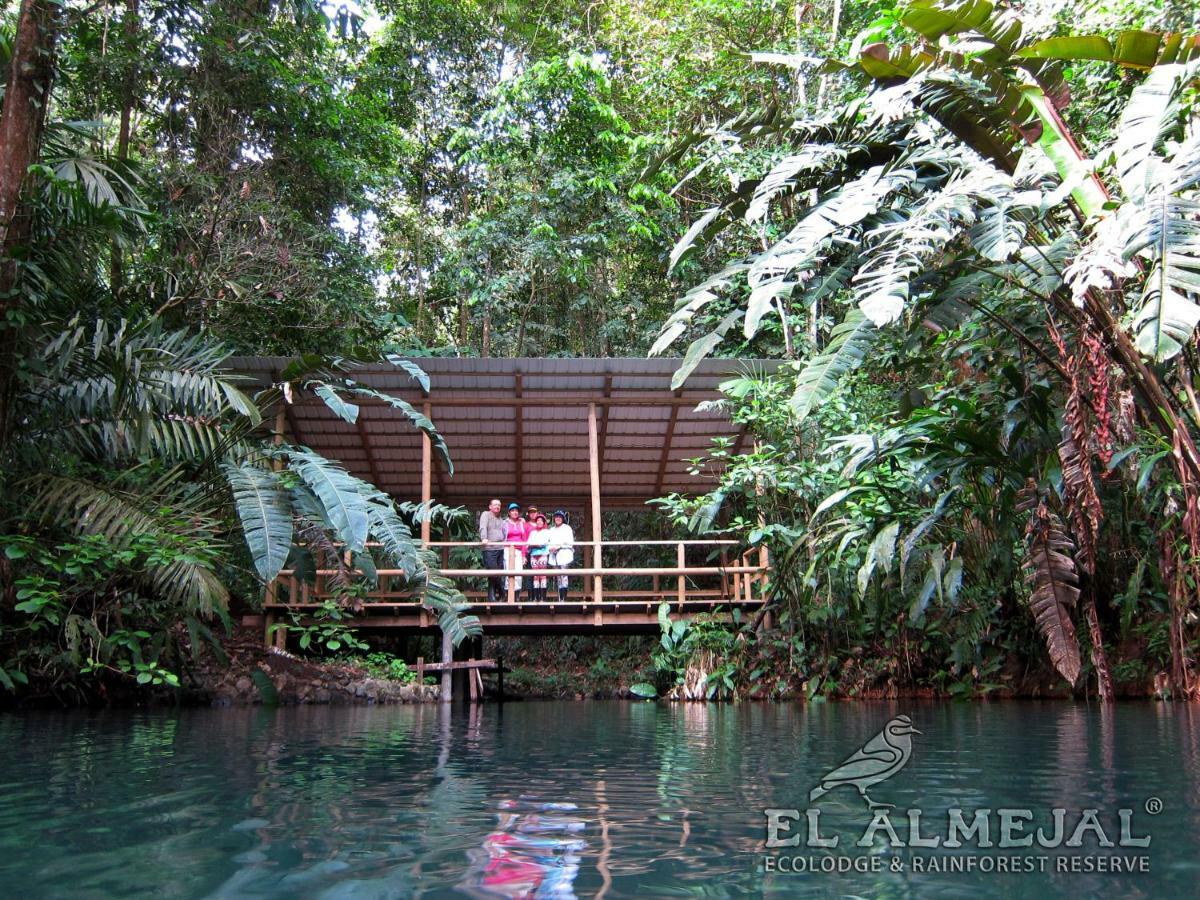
<box><xmin>0</xmin><ymin>702</ymin><xmax>1196</xmax><ymax>898</ymax></box>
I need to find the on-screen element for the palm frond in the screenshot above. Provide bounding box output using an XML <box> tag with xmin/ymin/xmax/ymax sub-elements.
<box><xmin>790</xmin><ymin>309</ymin><xmax>877</xmax><ymax>422</ymax></box>
<box><xmin>29</xmin><ymin>474</ymin><xmax>229</xmax><ymax>615</ymax></box>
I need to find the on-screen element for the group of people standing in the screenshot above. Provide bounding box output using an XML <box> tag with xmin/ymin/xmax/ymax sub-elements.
<box><xmin>478</xmin><ymin>499</ymin><xmax>576</xmax><ymax>602</ymax></box>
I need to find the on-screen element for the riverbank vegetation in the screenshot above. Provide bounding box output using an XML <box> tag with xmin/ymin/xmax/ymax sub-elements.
<box><xmin>2</xmin><ymin>0</ymin><xmax>1199</xmax><ymax>702</ymax></box>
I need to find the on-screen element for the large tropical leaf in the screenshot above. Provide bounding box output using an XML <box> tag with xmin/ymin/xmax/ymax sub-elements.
<box><xmin>223</xmin><ymin>463</ymin><xmax>293</xmax><ymax>582</ymax></box>
<box><xmin>669</xmin><ymin>206</ymin><xmax>723</xmax><ymax>273</ymax></box>
<box><xmin>651</xmin><ymin>260</ymin><xmax>751</xmax><ymax>356</ymax></box>
<box><xmin>1017</xmin><ymin>30</ymin><xmax>1200</xmax><ymax>68</ymax></box>
<box><xmin>1125</xmin><ymin>195</ymin><xmax>1200</xmax><ymax>361</ymax></box>
<box><xmin>365</xmin><ymin>498</ymin><xmax>424</xmax><ymax>578</ymax></box>
<box><xmin>384</xmin><ymin>355</ymin><xmax>431</xmax><ymax>393</ymax></box>
<box><xmin>744</xmin><ymin>144</ymin><xmax>850</xmax><ymax>223</ymax></box>
<box><xmin>1022</xmin><ymin>503</ymin><xmax>1082</xmax><ymax>686</ymax></box>
<box><xmin>288</xmin><ymin>448</ymin><xmax>370</xmax><ymax>553</ymax></box>
<box><xmin>750</xmin><ymin>163</ymin><xmax>911</xmax><ymax>286</ymax></box>
<box><xmin>312</xmin><ymin>382</ymin><xmax>360</xmax><ymax>424</ymax></box>
<box><xmin>790</xmin><ymin>309</ymin><xmax>877</xmax><ymax>422</ymax></box>
<box><xmin>1109</xmin><ymin>62</ymin><xmax>1200</xmax><ymax>200</ymax></box>
<box><xmin>670</xmin><ymin>310</ymin><xmax>744</xmax><ymax>390</ymax></box>
<box><xmin>851</xmin><ymin>162</ymin><xmax>993</xmax><ymax>325</ymax></box>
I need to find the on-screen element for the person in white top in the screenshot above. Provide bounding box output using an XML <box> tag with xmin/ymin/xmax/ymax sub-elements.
<box><xmin>546</xmin><ymin>510</ymin><xmax>575</xmax><ymax>601</ymax></box>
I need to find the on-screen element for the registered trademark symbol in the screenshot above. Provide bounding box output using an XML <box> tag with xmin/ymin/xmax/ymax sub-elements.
<box><xmin>1145</xmin><ymin>797</ymin><xmax>1163</xmax><ymax>815</ymax></box>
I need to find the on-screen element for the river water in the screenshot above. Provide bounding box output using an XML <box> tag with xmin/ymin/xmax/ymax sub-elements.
<box><xmin>0</xmin><ymin>701</ymin><xmax>1197</xmax><ymax>898</ymax></box>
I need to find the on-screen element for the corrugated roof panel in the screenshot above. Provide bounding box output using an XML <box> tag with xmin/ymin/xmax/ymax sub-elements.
<box><xmin>226</xmin><ymin>356</ymin><xmax>778</xmax><ymax>502</ymax></box>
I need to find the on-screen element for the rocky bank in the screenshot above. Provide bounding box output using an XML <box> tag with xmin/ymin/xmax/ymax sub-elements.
<box><xmin>186</xmin><ymin>626</ymin><xmax>440</xmax><ymax>706</ymax></box>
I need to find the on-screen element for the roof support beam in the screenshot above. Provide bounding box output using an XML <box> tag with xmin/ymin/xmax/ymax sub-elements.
<box><xmin>597</xmin><ymin>374</ymin><xmax>612</xmax><ymax>476</ymax></box>
<box><xmin>655</xmin><ymin>389</ymin><xmax>683</xmax><ymax>495</ymax></box>
<box><xmin>514</xmin><ymin>371</ymin><xmax>523</xmax><ymax>498</ymax></box>
<box><xmin>271</xmin><ymin>368</ymin><xmax>305</xmax><ymax>446</ymax></box>
<box><xmin>295</xmin><ymin>395</ymin><xmax>720</xmax><ymax>409</ymax></box>
<box><xmin>421</xmin><ymin>401</ymin><xmax>432</xmax><ymax>544</ymax></box>
<box><xmin>732</xmin><ymin>425</ymin><xmax>749</xmax><ymax>458</ymax></box>
<box><xmin>356</xmin><ymin>415</ymin><xmax>383</xmax><ymax>488</ymax></box>
<box><xmin>589</xmin><ymin>401</ymin><xmax>603</xmax><ymax>607</ymax></box>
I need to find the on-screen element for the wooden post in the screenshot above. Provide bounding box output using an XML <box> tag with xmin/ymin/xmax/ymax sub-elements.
<box><xmin>421</xmin><ymin>402</ymin><xmax>432</xmax><ymax>544</ymax></box>
<box><xmin>416</xmin><ymin>657</ymin><xmax>425</xmax><ymax>682</ymax></box>
<box><xmin>753</xmin><ymin>438</ymin><xmax>770</xmax><ymax>607</ymax></box>
<box><xmin>496</xmin><ymin>654</ymin><xmax>504</xmax><ymax>701</ymax></box>
<box><xmin>264</xmin><ymin>406</ymin><xmax>288</xmax><ymax>646</ymax></box>
<box><xmin>588</xmin><ymin>402</ymin><xmax>603</xmax><ymax>604</ymax></box>
<box><xmin>506</xmin><ymin>546</ymin><xmax>516</xmax><ymax>603</ymax></box>
<box><xmin>676</xmin><ymin>542</ymin><xmax>685</xmax><ymax>604</ymax></box>
<box><xmin>758</xmin><ymin>544</ymin><xmax>770</xmax><ymax>598</ymax></box>
<box><xmin>440</xmin><ymin>629</ymin><xmax>453</xmax><ymax>703</ymax></box>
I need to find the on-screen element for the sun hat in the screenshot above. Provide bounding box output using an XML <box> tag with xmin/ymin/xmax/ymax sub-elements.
<box><xmin>553</xmin><ymin>509</ymin><xmax>569</xmax><ymax>523</ymax></box>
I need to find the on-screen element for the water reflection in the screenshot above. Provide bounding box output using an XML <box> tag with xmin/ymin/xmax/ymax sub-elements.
<box><xmin>460</xmin><ymin>797</ymin><xmax>585</xmax><ymax>898</ymax></box>
<box><xmin>0</xmin><ymin>702</ymin><xmax>1197</xmax><ymax>898</ymax></box>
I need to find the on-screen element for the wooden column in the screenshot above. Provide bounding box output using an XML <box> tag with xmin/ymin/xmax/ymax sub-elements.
<box><xmin>421</xmin><ymin>402</ymin><xmax>432</xmax><ymax>544</ymax></box>
<box><xmin>506</xmin><ymin>546</ymin><xmax>516</xmax><ymax>603</ymax></box>
<box><xmin>266</xmin><ymin>406</ymin><xmax>288</xmax><ymax>648</ymax></box>
<box><xmin>514</xmin><ymin>372</ymin><xmax>523</xmax><ymax>498</ymax></box>
<box><xmin>753</xmin><ymin>440</ymin><xmax>771</xmax><ymax>614</ymax></box>
<box><xmin>676</xmin><ymin>542</ymin><xmax>685</xmax><ymax>605</ymax></box>
<box><xmin>588</xmin><ymin>402</ymin><xmax>603</xmax><ymax>604</ymax></box>
<box><xmin>440</xmin><ymin>629</ymin><xmax>453</xmax><ymax>703</ymax></box>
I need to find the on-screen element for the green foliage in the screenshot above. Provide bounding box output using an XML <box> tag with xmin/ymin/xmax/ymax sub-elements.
<box><xmin>646</xmin><ymin>0</ymin><xmax>1200</xmax><ymax>698</ymax></box>
<box><xmin>0</xmin><ymin>532</ymin><xmax>222</xmax><ymax>698</ymax></box>
<box><xmin>651</xmin><ymin>603</ymin><xmax>743</xmax><ymax>700</ymax></box>
<box><xmin>270</xmin><ymin>600</ymin><xmax>370</xmax><ymax>655</ymax></box>
<box><xmin>350</xmin><ymin>652</ymin><xmax>419</xmax><ymax>684</ymax></box>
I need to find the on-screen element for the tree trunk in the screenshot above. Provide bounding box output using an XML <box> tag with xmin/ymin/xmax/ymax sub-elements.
<box><xmin>0</xmin><ymin>0</ymin><xmax>63</xmax><ymax>448</ymax></box>
<box><xmin>110</xmin><ymin>0</ymin><xmax>140</xmax><ymax>296</ymax></box>
<box><xmin>1081</xmin><ymin>589</ymin><xmax>1113</xmax><ymax>701</ymax></box>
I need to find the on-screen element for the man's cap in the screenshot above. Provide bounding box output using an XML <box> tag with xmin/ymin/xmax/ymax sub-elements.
<box><xmin>507</xmin><ymin>502</ymin><xmax>520</xmax><ymax>511</ymax></box>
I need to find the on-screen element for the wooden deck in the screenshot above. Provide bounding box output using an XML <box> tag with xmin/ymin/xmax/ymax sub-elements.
<box><xmin>263</xmin><ymin>539</ymin><xmax>769</xmax><ymax>638</ymax></box>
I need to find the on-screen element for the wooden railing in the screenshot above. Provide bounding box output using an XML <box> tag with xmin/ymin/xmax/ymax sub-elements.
<box><xmin>264</xmin><ymin>539</ymin><xmax>770</xmax><ymax>610</ymax></box>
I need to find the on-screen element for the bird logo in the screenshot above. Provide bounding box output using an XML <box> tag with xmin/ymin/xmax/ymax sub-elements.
<box><xmin>808</xmin><ymin>715</ymin><xmax>921</xmax><ymax>811</ymax></box>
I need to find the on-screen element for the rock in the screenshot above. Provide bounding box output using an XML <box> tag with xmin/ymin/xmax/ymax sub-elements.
<box><xmin>315</xmin><ymin>688</ymin><xmax>331</xmax><ymax>703</ymax></box>
<box><xmin>235</xmin><ymin>676</ymin><xmax>252</xmax><ymax>694</ymax></box>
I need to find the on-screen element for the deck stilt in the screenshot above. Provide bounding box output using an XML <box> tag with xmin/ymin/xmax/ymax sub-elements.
<box><xmin>440</xmin><ymin>629</ymin><xmax>453</xmax><ymax>703</ymax></box>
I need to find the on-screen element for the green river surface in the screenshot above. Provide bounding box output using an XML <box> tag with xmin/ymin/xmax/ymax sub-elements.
<box><xmin>0</xmin><ymin>701</ymin><xmax>1197</xmax><ymax>898</ymax></box>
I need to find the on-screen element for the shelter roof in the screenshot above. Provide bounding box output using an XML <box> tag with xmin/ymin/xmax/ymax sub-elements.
<box><xmin>229</xmin><ymin>356</ymin><xmax>781</xmax><ymax>510</ymax></box>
